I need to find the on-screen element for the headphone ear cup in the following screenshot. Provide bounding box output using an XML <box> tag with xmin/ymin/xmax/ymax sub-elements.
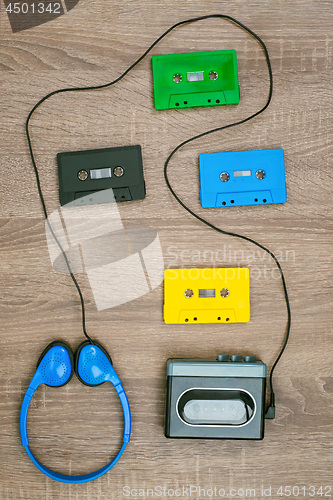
<box><xmin>36</xmin><ymin>341</ymin><xmax>74</xmax><ymax>388</ymax></box>
<box><xmin>75</xmin><ymin>340</ymin><xmax>113</xmax><ymax>387</ymax></box>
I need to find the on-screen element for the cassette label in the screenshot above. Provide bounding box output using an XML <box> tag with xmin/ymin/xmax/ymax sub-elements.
<box><xmin>57</xmin><ymin>145</ymin><xmax>145</xmax><ymax>206</ymax></box>
<box><xmin>152</xmin><ymin>50</ymin><xmax>240</xmax><ymax>110</ymax></box>
<box><xmin>199</xmin><ymin>148</ymin><xmax>287</xmax><ymax>208</ymax></box>
<box><xmin>163</xmin><ymin>268</ymin><xmax>250</xmax><ymax>324</ymax></box>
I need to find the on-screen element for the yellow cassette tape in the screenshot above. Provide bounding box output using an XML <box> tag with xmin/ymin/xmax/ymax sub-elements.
<box><xmin>163</xmin><ymin>268</ymin><xmax>250</xmax><ymax>324</ymax></box>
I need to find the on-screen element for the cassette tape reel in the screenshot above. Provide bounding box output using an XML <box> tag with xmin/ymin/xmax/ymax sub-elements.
<box><xmin>57</xmin><ymin>145</ymin><xmax>145</xmax><ymax>206</ymax></box>
<box><xmin>199</xmin><ymin>148</ymin><xmax>287</xmax><ymax>208</ymax></box>
<box><xmin>152</xmin><ymin>50</ymin><xmax>240</xmax><ymax>110</ymax></box>
<box><xmin>163</xmin><ymin>268</ymin><xmax>250</xmax><ymax>324</ymax></box>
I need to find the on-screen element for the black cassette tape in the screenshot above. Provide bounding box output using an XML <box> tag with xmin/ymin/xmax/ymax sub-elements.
<box><xmin>57</xmin><ymin>145</ymin><xmax>145</xmax><ymax>206</ymax></box>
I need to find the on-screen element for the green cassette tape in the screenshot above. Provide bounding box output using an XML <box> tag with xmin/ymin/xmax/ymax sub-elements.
<box><xmin>152</xmin><ymin>50</ymin><xmax>240</xmax><ymax>110</ymax></box>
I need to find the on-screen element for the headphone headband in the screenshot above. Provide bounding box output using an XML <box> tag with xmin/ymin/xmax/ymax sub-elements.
<box><xmin>20</xmin><ymin>341</ymin><xmax>131</xmax><ymax>484</ymax></box>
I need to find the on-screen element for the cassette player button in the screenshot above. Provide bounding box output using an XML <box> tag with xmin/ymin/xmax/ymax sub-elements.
<box><xmin>244</xmin><ymin>355</ymin><xmax>257</xmax><ymax>363</ymax></box>
<box><xmin>231</xmin><ymin>355</ymin><xmax>243</xmax><ymax>362</ymax></box>
<box><xmin>217</xmin><ymin>354</ymin><xmax>230</xmax><ymax>362</ymax></box>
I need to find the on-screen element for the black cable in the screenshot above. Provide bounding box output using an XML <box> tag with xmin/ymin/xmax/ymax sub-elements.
<box><xmin>26</xmin><ymin>14</ymin><xmax>290</xmax><ymax>415</ymax></box>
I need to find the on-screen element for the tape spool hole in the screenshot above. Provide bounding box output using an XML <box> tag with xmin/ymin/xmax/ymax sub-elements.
<box><xmin>184</xmin><ymin>289</ymin><xmax>194</xmax><ymax>298</ymax></box>
<box><xmin>254</xmin><ymin>198</ymin><xmax>258</xmax><ymax>202</ymax></box>
<box><xmin>77</xmin><ymin>170</ymin><xmax>88</xmax><ymax>181</ymax></box>
<box><xmin>263</xmin><ymin>198</ymin><xmax>267</xmax><ymax>203</ymax></box>
<box><xmin>209</xmin><ymin>71</ymin><xmax>218</xmax><ymax>81</ymax></box>
<box><xmin>256</xmin><ymin>169</ymin><xmax>266</xmax><ymax>180</ymax></box>
<box><xmin>216</xmin><ymin>99</ymin><xmax>220</xmax><ymax>103</ymax></box>
<box><xmin>220</xmin><ymin>172</ymin><xmax>229</xmax><ymax>182</ymax></box>
<box><xmin>185</xmin><ymin>318</ymin><xmax>189</xmax><ymax>322</ymax></box>
<box><xmin>217</xmin><ymin>316</ymin><xmax>221</xmax><ymax>321</ymax></box>
<box><xmin>173</xmin><ymin>74</ymin><xmax>182</xmax><ymax>83</ymax></box>
<box><xmin>193</xmin><ymin>317</ymin><xmax>197</xmax><ymax>321</ymax></box>
<box><xmin>113</xmin><ymin>166</ymin><xmax>124</xmax><ymax>177</ymax></box>
<box><xmin>220</xmin><ymin>288</ymin><xmax>229</xmax><ymax>298</ymax></box>
<box><xmin>184</xmin><ymin>101</ymin><xmax>188</xmax><ymax>105</ymax></box>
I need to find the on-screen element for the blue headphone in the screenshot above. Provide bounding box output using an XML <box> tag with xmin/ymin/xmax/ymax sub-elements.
<box><xmin>20</xmin><ymin>340</ymin><xmax>131</xmax><ymax>484</ymax></box>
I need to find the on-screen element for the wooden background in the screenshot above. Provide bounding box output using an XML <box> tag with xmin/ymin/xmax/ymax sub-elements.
<box><xmin>0</xmin><ymin>1</ymin><xmax>332</xmax><ymax>498</ymax></box>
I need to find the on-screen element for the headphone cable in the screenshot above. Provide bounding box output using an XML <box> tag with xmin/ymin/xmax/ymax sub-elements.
<box><xmin>26</xmin><ymin>14</ymin><xmax>290</xmax><ymax>416</ymax></box>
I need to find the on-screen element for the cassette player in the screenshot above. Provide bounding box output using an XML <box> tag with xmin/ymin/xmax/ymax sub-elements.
<box><xmin>152</xmin><ymin>50</ymin><xmax>240</xmax><ymax>110</ymax></box>
<box><xmin>163</xmin><ymin>268</ymin><xmax>250</xmax><ymax>324</ymax></box>
<box><xmin>57</xmin><ymin>145</ymin><xmax>145</xmax><ymax>206</ymax></box>
<box><xmin>199</xmin><ymin>148</ymin><xmax>287</xmax><ymax>208</ymax></box>
<box><xmin>165</xmin><ymin>355</ymin><xmax>267</xmax><ymax>440</ymax></box>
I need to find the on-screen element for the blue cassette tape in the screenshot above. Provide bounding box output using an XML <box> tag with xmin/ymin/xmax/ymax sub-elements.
<box><xmin>199</xmin><ymin>148</ymin><xmax>287</xmax><ymax>208</ymax></box>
